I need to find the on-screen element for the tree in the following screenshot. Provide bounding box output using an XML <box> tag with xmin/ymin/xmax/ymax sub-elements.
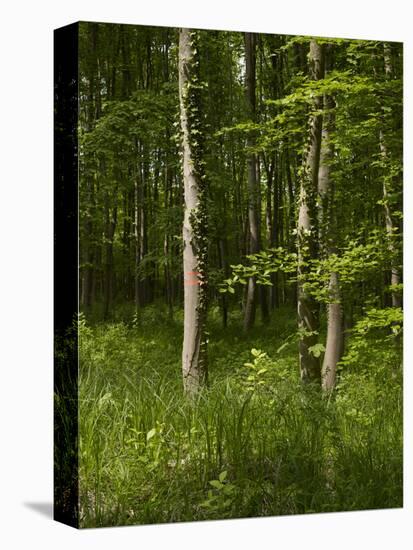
<box><xmin>179</xmin><ymin>28</ymin><xmax>208</xmax><ymax>396</ymax></box>
<box><xmin>318</xmin><ymin>94</ymin><xmax>343</xmax><ymax>392</ymax></box>
<box><xmin>243</xmin><ymin>32</ymin><xmax>262</xmax><ymax>331</ymax></box>
<box><xmin>297</xmin><ymin>40</ymin><xmax>325</xmax><ymax>383</ymax></box>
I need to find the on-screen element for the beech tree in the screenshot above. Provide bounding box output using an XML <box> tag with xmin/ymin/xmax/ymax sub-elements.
<box><xmin>178</xmin><ymin>28</ymin><xmax>208</xmax><ymax>396</ymax></box>
<box><xmin>243</xmin><ymin>32</ymin><xmax>260</xmax><ymax>331</ymax></box>
<box><xmin>297</xmin><ymin>40</ymin><xmax>325</xmax><ymax>383</ymax></box>
<box><xmin>318</xmin><ymin>94</ymin><xmax>343</xmax><ymax>392</ymax></box>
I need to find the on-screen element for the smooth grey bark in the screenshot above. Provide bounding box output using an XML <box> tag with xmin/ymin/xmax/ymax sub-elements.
<box><xmin>179</xmin><ymin>28</ymin><xmax>208</xmax><ymax>397</ymax></box>
<box><xmin>243</xmin><ymin>32</ymin><xmax>260</xmax><ymax>331</ymax></box>
<box><xmin>318</xmin><ymin>95</ymin><xmax>343</xmax><ymax>392</ymax></box>
<box><xmin>322</xmin><ymin>272</ymin><xmax>343</xmax><ymax>391</ymax></box>
<box><xmin>297</xmin><ymin>40</ymin><xmax>324</xmax><ymax>383</ymax></box>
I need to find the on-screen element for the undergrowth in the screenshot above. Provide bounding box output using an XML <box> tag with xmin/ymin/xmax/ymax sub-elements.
<box><xmin>76</xmin><ymin>306</ymin><xmax>402</xmax><ymax>527</ymax></box>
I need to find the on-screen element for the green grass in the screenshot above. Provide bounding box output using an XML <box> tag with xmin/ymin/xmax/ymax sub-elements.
<box><xmin>77</xmin><ymin>305</ymin><xmax>402</xmax><ymax>527</ymax></box>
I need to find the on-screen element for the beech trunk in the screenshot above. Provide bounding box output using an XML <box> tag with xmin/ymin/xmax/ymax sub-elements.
<box><xmin>179</xmin><ymin>28</ymin><xmax>208</xmax><ymax>396</ymax></box>
<box><xmin>318</xmin><ymin>93</ymin><xmax>344</xmax><ymax>392</ymax></box>
<box><xmin>297</xmin><ymin>40</ymin><xmax>324</xmax><ymax>383</ymax></box>
<box><xmin>243</xmin><ymin>32</ymin><xmax>260</xmax><ymax>331</ymax></box>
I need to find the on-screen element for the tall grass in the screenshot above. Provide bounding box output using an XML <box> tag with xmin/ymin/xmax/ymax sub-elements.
<box><xmin>77</xmin><ymin>307</ymin><xmax>402</xmax><ymax>527</ymax></box>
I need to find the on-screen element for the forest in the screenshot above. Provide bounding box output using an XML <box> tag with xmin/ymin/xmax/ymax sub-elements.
<box><xmin>76</xmin><ymin>22</ymin><xmax>403</xmax><ymax>527</ymax></box>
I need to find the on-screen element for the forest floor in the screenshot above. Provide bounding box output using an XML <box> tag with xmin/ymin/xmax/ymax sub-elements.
<box><xmin>77</xmin><ymin>305</ymin><xmax>402</xmax><ymax>527</ymax></box>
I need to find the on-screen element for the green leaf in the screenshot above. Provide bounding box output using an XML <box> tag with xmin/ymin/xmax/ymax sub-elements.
<box><xmin>219</xmin><ymin>471</ymin><xmax>227</xmax><ymax>483</ymax></box>
<box><xmin>146</xmin><ymin>428</ymin><xmax>156</xmax><ymax>441</ymax></box>
<box><xmin>308</xmin><ymin>343</ymin><xmax>326</xmax><ymax>358</ymax></box>
<box><xmin>209</xmin><ymin>480</ymin><xmax>223</xmax><ymax>490</ymax></box>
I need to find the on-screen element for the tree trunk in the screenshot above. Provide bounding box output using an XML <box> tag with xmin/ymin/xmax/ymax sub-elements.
<box><xmin>163</xmin><ymin>38</ymin><xmax>174</xmax><ymax>318</ymax></box>
<box><xmin>322</xmin><ymin>272</ymin><xmax>343</xmax><ymax>392</ymax></box>
<box><xmin>134</xmin><ymin>171</ymin><xmax>141</xmax><ymax>311</ymax></box>
<box><xmin>217</xmin><ymin>238</ymin><xmax>229</xmax><ymax>328</ymax></box>
<box><xmin>163</xmin><ymin>149</ymin><xmax>174</xmax><ymax>318</ymax></box>
<box><xmin>179</xmin><ymin>28</ymin><xmax>208</xmax><ymax>397</ymax></box>
<box><xmin>297</xmin><ymin>40</ymin><xmax>324</xmax><ymax>383</ymax></box>
<box><xmin>141</xmin><ymin>149</ymin><xmax>149</xmax><ymax>304</ymax></box>
<box><xmin>380</xmin><ymin>43</ymin><xmax>401</xmax><ymax>308</ymax></box>
<box><xmin>103</xmin><ymin>192</ymin><xmax>117</xmax><ymax>320</ymax></box>
<box><xmin>257</xmin><ymin>155</ymin><xmax>269</xmax><ymax>322</ymax></box>
<box><xmin>243</xmin><ymin>32</ymin><xmax>260</xmax><ymax>331</ymax></box>
<box><xmin>318</xmin><ymin>94</ymin><xmax>344</xmax><ymax>392</ymax></box>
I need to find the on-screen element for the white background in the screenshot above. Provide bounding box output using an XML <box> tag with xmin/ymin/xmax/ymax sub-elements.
<box><xmin>0</xmin><ymin>0</ymin><xmax>412</xmax><ymax>547</ymax></box>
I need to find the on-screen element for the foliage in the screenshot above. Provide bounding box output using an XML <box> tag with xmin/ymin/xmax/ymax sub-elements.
<box><xmin>78</xmin><ymin>310</ymin><xmax>402</xmax><ymax>526</ymax></box>
<box><xmin>339</xmin><ymin>307</ymin><xmax>402</xmax><ymax>372</ymax></box>
<box><xmin>220</xmin><ymin>229</ymin><xmax>400</xmax><ymax>305</ymax></box>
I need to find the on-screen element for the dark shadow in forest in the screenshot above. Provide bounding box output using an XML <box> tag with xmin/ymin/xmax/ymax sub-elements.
<box><xmin>23</xmin><ymin>501</ymin><xmax>53</xmax><ymax>519</ymax></box>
